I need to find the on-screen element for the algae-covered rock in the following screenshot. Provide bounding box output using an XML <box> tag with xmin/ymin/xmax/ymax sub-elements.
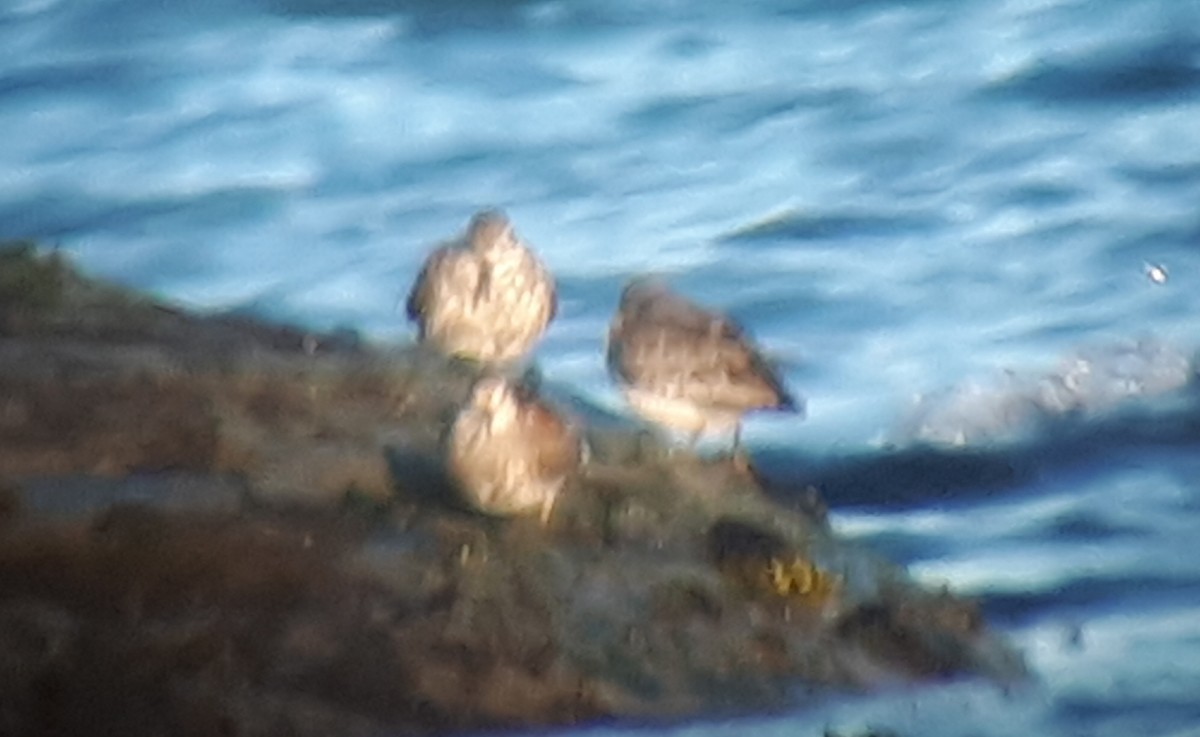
<box><xmin>0</xmin><ymin>242</ymin><xmax>66</xmax><ymax>325</ymax></box>
<box><xmin>0</xmin><ymin>243</ymin><xmax>1026</xmax><ymax>736</ymax></box>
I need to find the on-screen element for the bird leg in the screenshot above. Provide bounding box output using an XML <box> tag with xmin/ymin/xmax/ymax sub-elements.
<box><xmin>730</xmin><ymin>423</ymin><xmax>752</xmax><ymax>474</ymax></box>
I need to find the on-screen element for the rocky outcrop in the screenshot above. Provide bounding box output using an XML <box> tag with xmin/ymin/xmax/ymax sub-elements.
<box><xmin>0</xmin><ymin>243</ymin><xmax>1025</xmax><ymax>736</ymax></box>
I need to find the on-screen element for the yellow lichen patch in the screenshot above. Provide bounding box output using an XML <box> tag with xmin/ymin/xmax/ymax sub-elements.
<box><xmin>705</xmin><ymin>519</ymin><xmax>843</xmax><ymax>609</ymax></box>
<box><xmin>762</xmin><ymin>556</ymin><xmax>842</xmax><ymax>605</ymax></box>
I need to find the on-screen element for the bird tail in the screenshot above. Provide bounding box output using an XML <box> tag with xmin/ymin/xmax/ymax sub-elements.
<box><xmin>777</xmin><ymin>390</ymin><xmax>806</xmax><ymax>419</ymax></box>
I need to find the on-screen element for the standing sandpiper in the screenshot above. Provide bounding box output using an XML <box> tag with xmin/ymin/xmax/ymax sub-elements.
<box><xmin>407</xmin><ymin>210</ymin><xmax>557</xmax><ymax>368</ymax></box>
<box><xmin>444</xmin><ymin>376</ymin><xmax>585</xmax><ymax>525</ymax></box>
<box><xmin>606</xmin><ymin>276</ymin><xmax>801</xmax><ymax>461</ymax></box>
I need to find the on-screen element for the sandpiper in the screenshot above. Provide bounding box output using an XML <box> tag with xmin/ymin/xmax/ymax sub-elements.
<box><xmin>407</xmin><ymin>209</ymin><xmax>557</xmax><ymax>367</ymax></box>
<box><xmin>444</xmin><ymin>375</ymin><xmax>584</xmax><ymax>524</ymax></box>
<box><xmin>606</xmin><ymin>276</ymin><xmax>800</xmax><ymax>460</ymax></box>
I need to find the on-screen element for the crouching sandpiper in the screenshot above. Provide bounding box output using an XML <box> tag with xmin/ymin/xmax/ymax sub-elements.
<box><xmin>444</xmin><ymin>376</ymin><xmax>585</xmax><ymax>524</ymax></box>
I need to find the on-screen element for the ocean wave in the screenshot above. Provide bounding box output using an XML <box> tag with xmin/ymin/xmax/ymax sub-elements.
<box><xmin>897</xmin><ymin>336</ymin><xmax>1196</xmax><ymax>447</ymax></box>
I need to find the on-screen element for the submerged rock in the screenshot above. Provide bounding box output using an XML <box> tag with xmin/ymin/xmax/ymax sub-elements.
<box><xmin>0</xmin><ymin>243</ymin><xmax>1026</xmax><ymax>736</ymax></box>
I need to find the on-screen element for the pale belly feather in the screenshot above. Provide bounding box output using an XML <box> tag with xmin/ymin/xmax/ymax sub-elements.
<box><xmin>623</xmin><ymin>386</ymin><xmax>742</xmax><ymax>436</ymax></box>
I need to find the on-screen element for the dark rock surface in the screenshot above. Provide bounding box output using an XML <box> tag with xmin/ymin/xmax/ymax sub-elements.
<box><xmin>0</xmin><ymin>243</ymin><xmax>1026</xmax><ymax>736</ymax></box>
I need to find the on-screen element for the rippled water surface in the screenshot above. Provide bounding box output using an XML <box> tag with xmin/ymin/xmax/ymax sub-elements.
<box><xmin>3</xmin><ymin>0</ymin><xmax>1200</xmax><ymax>734</ymax></box>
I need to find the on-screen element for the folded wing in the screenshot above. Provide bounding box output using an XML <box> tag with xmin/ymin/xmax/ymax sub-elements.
<box><xmin>609</xmin><ymin>286</ymin><xmax>797</xmax><ymax>413</ymax></box>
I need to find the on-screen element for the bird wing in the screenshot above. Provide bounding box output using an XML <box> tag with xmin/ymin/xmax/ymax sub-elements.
<box><xmin>610</xmin><ymin>291</ymin><xmax>796</xmax><ymax>412</ymax></box>
<box><xmin>523</xmin><ymin>399</ymin><xmax>583</xmax><ymax>477</ymax></box>
<box><xmin>546</xmin><ymin>272</ymin><xmax>559</xmax><ymax>323</ymax></box>
<box><xmin>406</xmin><ymin>244</ymin><xmax>462</xmax><ymax>322</ymax></box>
<box><xmin>521</xmin><ymin>253</ymin><xmax>557</xmax><ymax>327</ymax></box>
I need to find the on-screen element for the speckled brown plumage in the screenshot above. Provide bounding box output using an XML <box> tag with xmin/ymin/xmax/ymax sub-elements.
<box><xmin>606</xmin><ymin>277</ymin><xmax>800</xmax><ymax>449</ymax></box>
<box><xmin>406</xmin><ymin>210</ymin><xmax>557</xmax><ymax>367</ymax></box>
<box><xmin>444</xmin><ymin>376</ymin><xmax>584</xmax><ymax>523</ymax></box>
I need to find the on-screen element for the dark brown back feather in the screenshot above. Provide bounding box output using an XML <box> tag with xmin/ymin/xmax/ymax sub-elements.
<box><xmin>608</xmin><ymin>278</ymin><xmax>798</xmax><ymax>412</ymax></box>
<box><xmin>405</xmin><ymin>245</ymin><xmax>453</xmax><ymax>323</ymax></box>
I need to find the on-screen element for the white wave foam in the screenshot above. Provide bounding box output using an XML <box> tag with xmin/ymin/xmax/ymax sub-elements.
<box><xmin>897</xmin><ymin>337</ymin><xmax>1196</xmax><ymax>447</ymax></box>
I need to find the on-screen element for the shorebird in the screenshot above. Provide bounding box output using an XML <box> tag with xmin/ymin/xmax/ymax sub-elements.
<box><xmin>606</xmin><ymin>277</ymin><xmax>800</xmax><ymax>459</ymax></box>
<box><xmin>444</xmin><ymin>375</ymin><xmax>585</xmax><ymax>524</ymax></box>
<box><xmin>406</xmin><ymin>209</ymin><xmax>557</xmax><ymax>367</ymax></box>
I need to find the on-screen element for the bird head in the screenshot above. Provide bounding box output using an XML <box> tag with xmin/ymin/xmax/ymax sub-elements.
<box><xmin>468</xmin><ymin>376</ymin><xmax>520</xmax><ymax>431</ymax></box>
<box><xmin>466</xmin><ymin>209</ymin><xmax>520</xmax><ymax>261</ymax></box>
<box><xmin>617</xmin><ymin>275</ymin><xmax>673</xmax><ymax>314</ymax></box>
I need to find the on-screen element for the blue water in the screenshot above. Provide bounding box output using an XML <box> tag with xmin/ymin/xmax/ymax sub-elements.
<box><xmin>3</xmin><ymin>0</ymin><xmax>1200</xmax><ymax>734</ymax></box>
